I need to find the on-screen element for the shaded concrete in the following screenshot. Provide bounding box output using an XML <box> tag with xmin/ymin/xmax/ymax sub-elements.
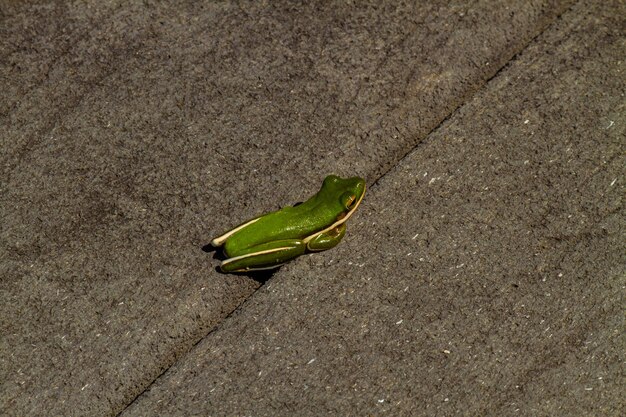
<box><xmin>121</xmin><ymin>1</ymin><xmax>625</xmax><ymax>415</ymax></box>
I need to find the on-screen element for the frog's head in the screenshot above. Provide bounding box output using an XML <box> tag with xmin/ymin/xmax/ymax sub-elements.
<box><xmin>322</xmin><ymin>174</ymin><xmax>366</xmax><ymax>218</ymax></box>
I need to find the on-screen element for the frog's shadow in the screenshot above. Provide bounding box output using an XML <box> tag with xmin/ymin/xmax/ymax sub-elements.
<box><xmin>201</xmin><ymin>244</ymin><xmax>277</xmax><ymax>284</ymax></box>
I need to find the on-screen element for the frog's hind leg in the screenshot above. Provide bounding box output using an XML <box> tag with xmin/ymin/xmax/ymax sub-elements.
<box><xmin>306</xmin><ymin>223</ymin><xmax>346</xmax><ymax>252</ymax></box>
<box><xmin>220</xmin><ymin>239</ymin><xmax>306</xmax><ymax>273</ymax></box>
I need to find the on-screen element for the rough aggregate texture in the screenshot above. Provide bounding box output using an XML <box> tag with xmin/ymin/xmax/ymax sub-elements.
<box><xmin>122</xmin><ymin>1</ymin><xmax>625</xmax><ymax>415</ymax></box>
<box><xmin>2</xmin><ymin>0</ymin><xmax>623</xmax><ymax>416</ymax></box>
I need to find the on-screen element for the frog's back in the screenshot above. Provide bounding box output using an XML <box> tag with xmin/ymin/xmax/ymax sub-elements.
<box><xmin>223</xmin><ymin>199</ymin><xmax>341</xmax><ymax>256</ymax></box>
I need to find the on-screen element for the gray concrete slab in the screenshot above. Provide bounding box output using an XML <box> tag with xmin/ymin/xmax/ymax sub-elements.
<box><xmin>0</xmin><ymin>0</ymin><xmax>581</xmax><ymax>415</ymax></box>
<box><xmin>122</xmin><ymin>1</ymin><xmax>625</xmax><ymax>415</ymax></box>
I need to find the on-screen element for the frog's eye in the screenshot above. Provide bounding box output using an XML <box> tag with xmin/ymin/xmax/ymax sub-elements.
<box><xmin>342</xmin><ymin>193</ymin><xmax>357</xmax><ymax>210</ymax></box>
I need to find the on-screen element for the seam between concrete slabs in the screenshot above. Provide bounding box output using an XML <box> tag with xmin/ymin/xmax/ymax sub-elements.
<box><xmin>114</xmin><ymin>4</ymin><xmax>578</xmax><ymax>416</ymax></box>
<box><xmin>369</xmin><ymin>0</ymin><xmax>578</xmax><ymax>191</ymax></box>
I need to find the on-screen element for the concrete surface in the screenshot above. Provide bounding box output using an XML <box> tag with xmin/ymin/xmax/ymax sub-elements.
<box><xmin>1</xmin><ymin>0</ymin><xmax>623</xmax><ymax>416</ymax></box>
<box><xmin>122</xmin><ymin>1</ymin><xmax>625</xmax><ymax>416</ymax></box>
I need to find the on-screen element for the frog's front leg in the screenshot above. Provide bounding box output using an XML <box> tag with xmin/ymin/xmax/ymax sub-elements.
<box><xmin>220</xmin><ymin>239</ymin><xmax>306</xmax><ymax>273</ymax></box>
<box><xmin>306</xmin><ymin>223</ymin><xmax>346</xmax><ymax>251</ymax></box>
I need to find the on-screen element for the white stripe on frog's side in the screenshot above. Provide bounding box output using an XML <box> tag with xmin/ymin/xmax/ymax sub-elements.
<box><xmin>219</xmin><ymin>246</ymin><xmax>293</xmax><ymax>270</ymax></box>
<box><xmin>211</xmin><ymin>217</ymin><xmax>261</xmax><ymax>247</ymax></box>
<box><xmin>228</xmin><ymin>262</ymin><xmax>288</xmax><ymax>273</ymax></box>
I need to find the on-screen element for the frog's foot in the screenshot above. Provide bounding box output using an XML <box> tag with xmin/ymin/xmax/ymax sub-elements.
<box><xmin>220</xmin><ymin>239</ymin><xmax>306</xmax><ymax>273</ymax></box>
<box><xmin>306</xmin><ymin>223</ymin><xmax>346</xmax><ymax>252</ymax></box>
